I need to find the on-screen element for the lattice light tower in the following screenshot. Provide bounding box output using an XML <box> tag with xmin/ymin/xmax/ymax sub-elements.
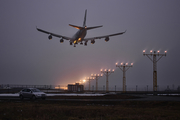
<box><xmin>116</xmin><ymin>62</ymin><xmax>133</xmax><ymax>92</ymax></box>
<box><xmin>143</xmin><ymin>50</ymin><xmax>167</xmax><ymax>92</ymax></box>
<box><xmin>85</xmin><ymin>77</ymin><xmax>94</xmax><ymax>91</ymax></box>
<box><xmin>100</xmin><ymin>69</ymin><xmax>114</xmax><ymax>92</ymax></box>
<box><xmin>91</xmin><ymin>74</ymin><xmax>103</xmax><ymax>91</ymax></box>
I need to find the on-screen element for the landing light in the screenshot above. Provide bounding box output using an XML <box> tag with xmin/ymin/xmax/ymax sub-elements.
<box><xmin>74</xmin><ymin>41</ymin><xmax>77</xmax><ymax>44</ymax></box>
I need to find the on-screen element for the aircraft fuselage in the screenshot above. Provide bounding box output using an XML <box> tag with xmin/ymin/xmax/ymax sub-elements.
<box><xmin>72</xmin><ymin>28</ymin><xmax>87</xmax><ymax>44</ymax></box>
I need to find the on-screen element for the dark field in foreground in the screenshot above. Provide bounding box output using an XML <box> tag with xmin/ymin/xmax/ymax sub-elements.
<box><xmin>47</xmin><ymin>94</ymin><xmax>141</xmax><ymax>99</ymax></box>
<box><xmin>0</xmin><ymin>100</ymin><xmax>180</xmax><ymax>120</ymax></box>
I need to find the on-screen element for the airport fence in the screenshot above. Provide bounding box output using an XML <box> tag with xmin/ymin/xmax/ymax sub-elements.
<box><xmin>0</xmin><ymin>84</ymin><xmax>180</xmax><ymax>94</ymax></box>
<box><xmin>84</xmin><ymin>85</ymin><xmax>180</xmax><ymax>92</ymax></box>
<box><xmin>0</xmin><ymin>84</ymin><xmax>67</xmax><ymax>93</ymax></box>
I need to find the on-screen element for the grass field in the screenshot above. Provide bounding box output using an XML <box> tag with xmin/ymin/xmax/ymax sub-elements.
<box><xmin>0</xmin><ymin>100</ymin><xmax>180</xmax><ymax>120</ymax></box>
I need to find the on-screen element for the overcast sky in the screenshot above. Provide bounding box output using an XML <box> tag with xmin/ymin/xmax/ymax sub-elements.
<box><xmin>0</xmin><ymin>0</ymin><xmax>180</xmax><ymax>90</ymax></box>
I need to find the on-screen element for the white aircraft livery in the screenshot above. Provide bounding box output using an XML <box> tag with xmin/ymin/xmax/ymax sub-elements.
<box><xmin>36</xmin><ymin>10</ymin><xmax>126</xmax><ymax>47</ymax></box>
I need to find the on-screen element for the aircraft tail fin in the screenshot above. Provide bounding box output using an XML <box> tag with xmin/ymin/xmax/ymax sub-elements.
<box><xmin>69</xmin><ymin>10</ymin><xmax>87</xmax><ymax>29</ymax></box>
<box><xmin>69</xmin><ymin>9</ymin><xmax>102</xmax><ymax>30</ymax></box>
<box><xmin>83</xmin><ymin>9</ymin><xmax>87</xmax><ymax>27</ymax></box>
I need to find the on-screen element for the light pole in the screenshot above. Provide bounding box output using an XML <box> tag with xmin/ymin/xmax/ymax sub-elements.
<box><xmin>143</xmin><ymin>50</ymin><xmax>167</xmax><ymax>93</ymax></box>
<box><xmin>91</xmin><ymin>74</ymin><xmax>103</xmax><ymax>92</ymax></box>
<box><xmin>81</xmin><ymin>79</ymin><xmax>86</xmax><ymax>91</ymax></box>
<box><xmin>116</xmin><ymin>62</ymin><xmax>133</xmax><ymax>92</ymax></box>
<box><xmin>100</xmin><ymin>69</ymin><xmax>114</xmax><ymax>92</ymax></box>
<box><xmin>85</xmin><ymin>77</ymin><xmax>94</xmax><ymax>91</ymax></box>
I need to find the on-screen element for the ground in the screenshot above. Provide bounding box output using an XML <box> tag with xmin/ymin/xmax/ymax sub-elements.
<box><xmin>0</xmin><ymin>99</ymin><xmax>180</xmax><ymax>120</ymax></box>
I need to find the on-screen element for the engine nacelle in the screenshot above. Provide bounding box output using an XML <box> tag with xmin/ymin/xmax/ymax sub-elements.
<box><xmin>60</xmin><ymin>38</ymin><xmax>64</xmax><ymax>43</ymax></box>
<box><xmin>91</xmin><ymin>40</ymin><xmax>95</xmax><ymax>44</ymax></box>
<box><xmin>105</xmin><ymin>37</ymin><xmax>109</xmax><ymax>42</ymax></box>
<box><xmin>48</xmin><ymin>35</ymin><xmax>52</xmax><ymax>40</ymax></box>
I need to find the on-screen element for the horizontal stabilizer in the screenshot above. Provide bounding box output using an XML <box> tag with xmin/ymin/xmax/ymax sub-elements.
<box><xmin>69</xmin><ymin>24</ymin><xmax>83</xmax><ymax>30</ymax></box>
<box><xmin>86</xmin><ymin>25</ymin><xmax>103</xmax><ymax>30</ymax></box>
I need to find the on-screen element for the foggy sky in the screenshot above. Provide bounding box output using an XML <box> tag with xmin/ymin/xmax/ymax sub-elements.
<box><xmin>1</xmin><ymin>0</ymin><xmax>180</xmax><ymax>90</ymax></box>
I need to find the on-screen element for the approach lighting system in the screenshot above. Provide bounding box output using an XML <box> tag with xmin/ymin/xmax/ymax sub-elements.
<box><xmin>143</xmin><ymin>50</ymin><xmax>167</xmax><ymax>94</ymax></box>
<box><xmin>116</xmin><ymin>62</ymin><xmax>133</xmax><ymax>92</ymax></box>
<box><xmin>91</xmin><ymin>73</ymin><xmax>103</xmax><ymax>91</ymax></box>
<box><xmin>85</xmin><ymin>77</ymin><xmax>94</xmax><ymax>91</ymax></box>
<box><xmin>100</xmin><ymin>69</ymin><xmax>114</xmax><ymax>92</ymax></box>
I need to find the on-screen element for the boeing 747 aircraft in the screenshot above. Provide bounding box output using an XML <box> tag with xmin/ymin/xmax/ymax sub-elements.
<box><xmin>36</xmin><ymin>10</ymin><xmax>126</xmax><ymax>47</ymax></box>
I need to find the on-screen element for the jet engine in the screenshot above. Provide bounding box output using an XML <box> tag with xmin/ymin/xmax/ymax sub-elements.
<box><xmin>105</xmin><ymin>37</ymin><xmax>109</xmax><ymax>42</ymax></box>
<box><xmin>91</xmin><ymin>40</ymin><xmax>95</xmax><ymax>44</ymax></box>
<box><xmin>60</xmin><ymin>38</ymin><xmax>64</xmax><ymax>43</ymax></box>
<box><xmin>48</xmin><ymin>35</ymin><xmax>52</xmax><ymax>40</ymax></box>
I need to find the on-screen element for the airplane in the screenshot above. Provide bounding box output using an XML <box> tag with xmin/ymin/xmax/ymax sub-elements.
<box><xmin>36</xmin><ymin>10</ymin><xmax>126</xmax><ymax>47</ymax></box>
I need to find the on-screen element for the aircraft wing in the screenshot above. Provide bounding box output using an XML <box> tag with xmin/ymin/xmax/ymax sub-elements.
<box><xmin>83</xmin><ymin>31</ymin><xmax>126</xmax><ymax>41</ymax></box>
<box><xmin>36</xmin><ymin>27</ymin><xmax>72</xmax><ymax>40</ymax></box>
